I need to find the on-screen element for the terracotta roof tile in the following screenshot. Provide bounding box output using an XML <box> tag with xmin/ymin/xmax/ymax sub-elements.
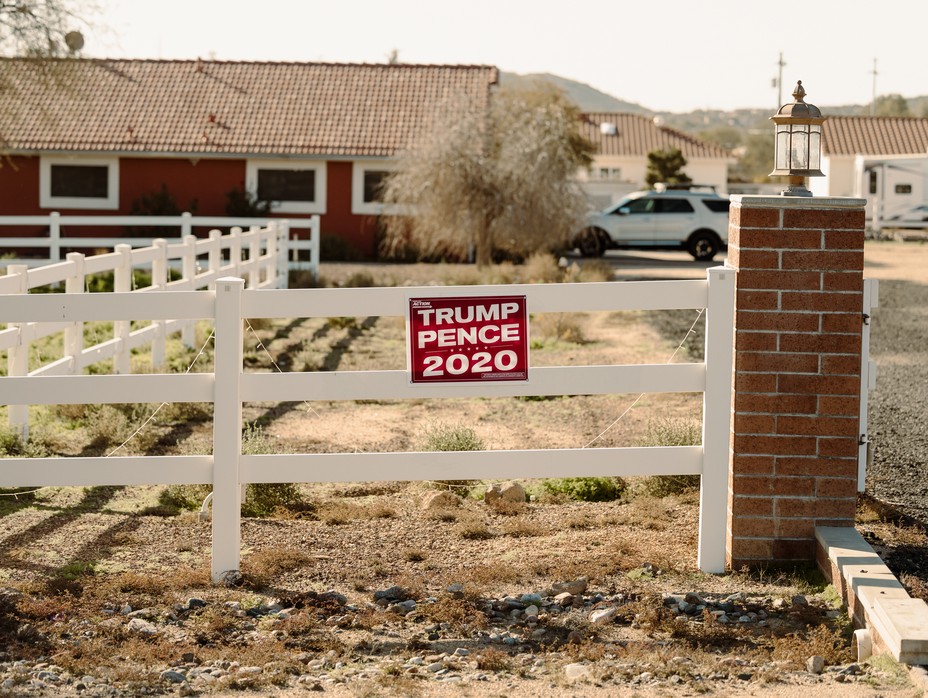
<box><xmin>579</xmin><ymin>112</ymin><xmax>731</xmax><ymax>159</ymax></box>
<box><xmin>823</xmin><ymin>116</ymin><xmax>928</xmax><ymax>156</ymax></box>
<box><xmin>0</xmin><ymin>59</ymin><xmax>498</xmax><ymax>157</ymax></box>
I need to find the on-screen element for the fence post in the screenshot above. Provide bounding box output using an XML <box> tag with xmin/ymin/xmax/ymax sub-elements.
<box><xmin>151</xmin><ymin>239</ymin><xmax>168</xmax><ymax>369</ymax></box>
<box><xmin>208</xmin><ymin>229</ymin><xmax>221</xmax><ymax>284</ymax></box>
<box><xmin>181</xmin><ymin>211</ymin><xmax>193</xmax><ymax>239</ymax></box>
<box><xmin>181</xmin><ymin>234</ymin><xmax>197</xmax><ymax>348</ymax></box>
<box><xmin>114</xmin><ymin>244</ymin><xmax>132</xmax><ymax>374</ymax></box>
<box><xmin>310</xmin><ymin>216</ymin><xmax>321</xmax><ymax>279</ymax></box>
<box><xmin>64</xmin><ymin>252</ymin><xmax>85</xmax><ymax>374</ymax></box>
<box><xmin>6</xmin><ymin>264</ymin><xmax>29</xmax><ymax>438</ymax></box>
<box><xmin>698</xmin><ymin>266</ymin><xmax>736</xmax><ymax>573</ymax></box>
<box><xmin>212</xmin><ymin>277</ymin><xmax>245</xmax><ymax>583</ymax></box>
<box><xmin>276</xmin><ymin>222</ymin><xmax>290</xmax><ymax>288</ymax></box>
<box><xmin>230</xmin><ymin>227</ymin><xmax>242</xmax><ymax>280</ymax></box>
<box><xmin>247</xmin><ymin>226</ymin><xmax>260</xmax><ymax>289</ymax></box>
<box><xmin>49</xmin><ymin>212</ymin><xmax>61</xmax><ymax>263</ymax></box>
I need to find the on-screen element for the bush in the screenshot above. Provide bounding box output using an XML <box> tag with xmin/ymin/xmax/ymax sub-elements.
<box><xmin>320</xmin><ymin>234</ymin><xmax>365</xmax><ymax>262</ymax></box>
<box><xmin>421</xmin><ymin>423</ymin><xmax>485</xmax><ymax>497</ymax></box>
<box><xmin>520</xmin><ymin>252</ymin><xmax>562</xmax><ymax>283</ymax></box>
<box><xmin>636</xmin><ymin>419</ymin><xmax>702</xmax><ymax>497</ymax></box>
<box><xmin>533</xmin><ymin>313</ymin><xmax>587</xmax><ymax>344</ymax></box>
<box><xmin>542</xmin><ymin>477</ymin><xmax>626</xmax><ymax>502</ymax></box>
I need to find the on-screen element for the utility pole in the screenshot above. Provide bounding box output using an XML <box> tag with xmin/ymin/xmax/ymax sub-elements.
<box><xmin>776</xmin><ymin>52</ymin><xmax>786</xmax><ymax>108</ymax></box>
<box><xmin>870</xmin><ymin>58</ymin><xmax>878</xmax><ymax>116</ymax></box>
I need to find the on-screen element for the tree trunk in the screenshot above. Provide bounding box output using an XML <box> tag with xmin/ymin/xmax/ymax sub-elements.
<box><xmin>475</xmin><ymin>216</ymin><xmax>493</xmax><ymax>269</ymax></box>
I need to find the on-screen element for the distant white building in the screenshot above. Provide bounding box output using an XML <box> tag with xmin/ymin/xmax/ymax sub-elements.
<box><xmin>576</xmin><ymin>113</ymin><xmax>734</xmax><ymax>208</ymax></box>
<box><xmin>812</xmin><ymin>115</ymin><xmax>928</xmax><ymax>197</ymax></box>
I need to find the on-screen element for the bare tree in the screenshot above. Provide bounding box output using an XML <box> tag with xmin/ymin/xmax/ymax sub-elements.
<box><xmin>0</xmin><ymin>0</ymin><xmax>92</xmax><ymax>57</ymax></box>
<box><xmin>381</xmin><ymin>86</ymin><xmax>594</xmax><ymax>267</ymax></box>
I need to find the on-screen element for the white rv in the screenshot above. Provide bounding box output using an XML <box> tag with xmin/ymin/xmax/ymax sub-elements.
<box><xmin>853</xmin><ymin>154</ymin><xmax>928</xmax><ymax>233</ymax></box>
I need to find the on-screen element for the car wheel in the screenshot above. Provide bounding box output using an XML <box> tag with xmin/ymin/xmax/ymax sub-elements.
<box><xmin>577</xmin><ymin>228</ymin><xmax>605</xmax><ymax>257</ymax></box>
<box><xmin>687</xmin><ymin>231</ymin><xmax>720</xmax><ymax>261</ymax></box>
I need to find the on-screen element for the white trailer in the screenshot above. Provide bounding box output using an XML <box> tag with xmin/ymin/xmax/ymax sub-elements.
<box><xmin>853</xmin><ymin>154</ymin><xmax>928</xmax><ymax>233</ymax></box>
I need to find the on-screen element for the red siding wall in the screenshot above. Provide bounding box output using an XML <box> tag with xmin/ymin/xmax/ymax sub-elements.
<box><xmin>119</xmin><ymin>157</ymin><xmax>246</xmax><ymax>215</ymax></box>
<box><xmin>321</xmin><ymin>161</ymin><xmax>379</xmax><ymax>257</ymax></box>
<box><xmin>0</xmin><ymin>156</ymin><xmax>381</xmax><ymax>258</ymax></box>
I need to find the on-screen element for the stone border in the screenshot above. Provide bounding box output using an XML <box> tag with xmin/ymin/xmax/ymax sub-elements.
<box><xmin>816</xmin><ymin>526</ymin><xmax>928</xmax><ymax>665</ymax></box>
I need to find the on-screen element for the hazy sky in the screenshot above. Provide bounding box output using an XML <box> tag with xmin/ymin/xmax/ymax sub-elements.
<box><xmin>92</xmin><ymin>0</ymin><xmax>927</xmax><ymax>113</ymax></box>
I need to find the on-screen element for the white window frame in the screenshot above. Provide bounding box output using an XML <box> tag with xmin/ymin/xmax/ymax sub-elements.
<box><xmin>351</xmin><ymin>161</ymin><xmax>398</xmax><ymax>215</ymax></box>
<box><xmin>39</xmin><ymin>157</ymin><xmax>120</xmax><ymax>210</ymax></box>
<box><xmin>245</xmin><ymin>159</ymin><xmax>326</xmax><ymax>215</ymax></box>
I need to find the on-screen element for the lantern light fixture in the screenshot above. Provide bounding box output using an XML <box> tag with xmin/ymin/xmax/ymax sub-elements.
<box><xmin>770</xmin><ymin>80</ymin><xmax>825</xmax><ymax>196</ymax></box>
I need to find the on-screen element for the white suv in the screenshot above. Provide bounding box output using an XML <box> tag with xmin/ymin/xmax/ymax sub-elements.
<box><xmin>574</xmin><ymin>186</ymin><xmax>731</xmax><ymax>261</ymax></box>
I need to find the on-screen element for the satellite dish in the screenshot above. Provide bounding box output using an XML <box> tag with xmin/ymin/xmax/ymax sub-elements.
<box><xmin>64</xmin><ymin>31</ymin><xmax>85</xmax><ymax>53</ymax></box>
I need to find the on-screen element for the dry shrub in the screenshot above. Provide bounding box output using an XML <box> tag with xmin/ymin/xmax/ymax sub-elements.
<box><xmin>476</xmin><ymin>647</ymin><xmax>512</xmax><ymax>671</ymax></box>
<box><xmin>902</xmin><ymin>572</ymin><xmax>928</xmax><ymax>603</ymax></box>
<box><xmin>533</xmin><ymin>313</ymin><xmax>587</xmax><ymax>344</ymax></box>
<box><xmin>242</xmin><ymin>547</ymin><xmax>312</xmax><ymax>587</ymax></box>
<box><xmin>500</xmin><ymin>519</ymin><xmax>545</xmax><ymax>537</ymax></box>
<box><xmin>318</xmin><ymin>501</ymin><xmax>395</xmax><ymax>525</ymax></box>
<box><xmin>771</xmin><ymin>623</ymin><xmax>854</xmax><ymax>666</ymax></box>
<box><xmin>419</xmin><ymin>597</ymin><xmax>488</xmax><ymax>631</ymax></box>
<box><xmin>521</xmin><ymin>252</ymin><xmax>563</xmax><ymax>284</ymax></box>
<box><xmin>427</xmin><ymin>509</ymin><xmax>460</xmax><ymax>523</ymax></box>
<box><xmin>403</xmin><ymin>548</ymin><xmax>427</xmax><ymax>563</ymax></box>
<box><xmin>465</xmin><ymin>562</ymin><xmax>524</xmax><ymax>587</ymax></box>
<box><xmin>619</xmin><ymin>496</ymin><xmax>670</xmax><ymax>530</ymax></box>
<box><xmin>455</xmin><ymin>515</ymin><xmax>494</xmax><ymax>540</ymax></box>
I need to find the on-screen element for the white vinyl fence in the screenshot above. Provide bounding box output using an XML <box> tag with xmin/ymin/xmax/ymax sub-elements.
<box><xmin>0</xmin><ymin>212</ymin><xmax>319</xmax><ymax>276</ymax></box>
<box><xmin>0</xmin><ymin>268</ymin><xmax>736</xmax><ymax>582</ymax></box>
<box><xmin>1</xmin><ymin>223</ymin><xmax>289</xmax><ymax>437</ymax></box>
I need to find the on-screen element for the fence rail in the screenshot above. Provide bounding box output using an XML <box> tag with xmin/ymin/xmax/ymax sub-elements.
<box><xmin>0</xmin><ymin>270</ymin><xmax>736</xmax><ymax>581</ymax></box>
<box><xmin>0</xmin><ymin>212</ymin><xmax>319</xmax><ymax>276</ymax></box>
<box><xmin>1</xmin><ymin>224</ymin><xmax>288</xmax><ymax>436</ymax></box>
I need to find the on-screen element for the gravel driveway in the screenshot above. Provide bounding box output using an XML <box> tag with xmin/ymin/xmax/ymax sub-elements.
<box><xmin>864</xmin><ymin>242</ymin><xmax>928</xmax><ymax>524</ymax></box>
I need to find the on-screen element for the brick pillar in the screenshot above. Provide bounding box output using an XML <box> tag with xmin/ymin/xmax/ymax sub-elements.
<box><xmin>726</xmin><ymin>195</ymin><xmax>866</xmax><ymax>569</ymax></box>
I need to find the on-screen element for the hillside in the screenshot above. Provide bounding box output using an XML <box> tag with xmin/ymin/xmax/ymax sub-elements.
<box><xmin>501</xmin><ymin>71</ymin><xmax>927</xmax><ymax>134</ymax></box>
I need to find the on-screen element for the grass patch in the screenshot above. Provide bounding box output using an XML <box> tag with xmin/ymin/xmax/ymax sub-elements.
<box><xmin>542</xmin><ymin>477</ymin><xmax>626</xmax><ymax>502</ymax></box>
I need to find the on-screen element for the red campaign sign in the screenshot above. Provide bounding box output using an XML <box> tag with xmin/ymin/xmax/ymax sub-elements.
<box><xmin>407</xmin><ymin>295</ymin><xmax>529</xmax><ymax>383</ymax></box>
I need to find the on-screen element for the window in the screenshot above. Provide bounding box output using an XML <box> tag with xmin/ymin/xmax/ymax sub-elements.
<box><xmin>351</xmin><ymin>162</ymin><xmax>396</xmax><ymax>215</ymax></box>
<box><xmin>40</xmin><ymin>157</ymin><xmax>119</xmax><ymax>209</ymax></box>
<box><xmin>363</xmin><ymin>170</ymin><xmax>389</xmax><ymax>203</ymax></box>
<box><xmin>257</xmin><ymin>169</ymin><xmax>315</xmax><ymax>202</ymax></box>
<box><xmin>620</xmin><ymin>198</ymin><xmax>655</xmax><ymax>214</ymax></box>
<box><xmin>245</xmin><ymin>160</ymin><xmax>326</xmax><ymax>214</ymax></box>
<box><xmin>895</xmin><ymin>183</ymin><xmax>913</xmax><ymax>194</ymax></box>
<box><xmin>702</xmin><ymin>199</ymin><xmax>731</xmax><ymax>213</ymax></box>
<box><xmin>657</xmin><ymin>199</ymin><xmax>694</xmax><ymax>213</ymax></box>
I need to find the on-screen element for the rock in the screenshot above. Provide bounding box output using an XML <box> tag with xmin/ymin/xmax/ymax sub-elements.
<box><xmin>126</xmin><ymin>618</ymin><xmax>158</xmax><ymax>635</ymax></box>
<box><xmin>792</xmin><ymin>595</ymin><xmax>809</xmax><ymax>607</ymax></box>
<box><xmin>564</xmin><ymin>663</ymin><xmax>591</xmax><ymax>683</ymax></box>
<box><xmin>484</xmin><ymin>482</ymin><xmax>526</xmax><ymax>505</ymax></box>
<box><xmin>806</xmin><ymin>655</ymin><xmax>825</xmax><ymax>674</ymax></box>
<box><xmin>554</xmin><ymin>592</ymin><xmax>575</xmax><ymax>607</ymax></box>
<box><xmin>160</xmin><ymin>670</ymin><xmax>187</xmax><ymax>684</ymax></box>
<box><xmin>388</xmin><ymin>600</ymin><xmax>417</xmax><ymax>614</ymax></box>
<box><xmin>684</xmin><ymin>592</ymin><xmax>707</xmax><ymax>606</ymax></box>
<box><xmin>548</xmin><ymin>577</ymin><xmax>588</xmax><ymax>596</ymax></box>
<box><xmin>524</xmin><ymin>605</ymin><xmax>539</xmax><ymax>618</ymax></box>
<box><xmin>453</xmin><ymin>648</ymin><xmax>469</xmax><ymax>657</ymax></box>
<box><xmin>566</xmin><ymin>630</ymin><xmax>585</xmax><ymax>644</ymax></box>
<box><xmin>589</xmin><ymin>607</ymin><xmax>619</xmax><ymax>625</ymax></box>
<box><xmin>422</xmin><ymin>490</ymin><xmax>462</xmax><ymax>510</ymax></box>
<box><xmin>186</xmin><ymin>598</ymin><xmax>206</xmax><ymax>609</ymax></box>
<box><xmin>520</xmin><ymin>593</ymin><xmax>543</xmax><ymax>605</ymax></box>
<box><xmin>446</xmin><ymin>583</ymin><xmax>465</xmax><ymax>598</ymax></box>
<box><xmin>374</xmin><ymin>586</ymin><xmax>411</xmax><ymax>602</ymax></box>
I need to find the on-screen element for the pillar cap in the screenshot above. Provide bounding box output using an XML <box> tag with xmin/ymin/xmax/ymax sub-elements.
<box><xmin>730</xmin><ymin>195</ymin><xmax>866</xmax><ymax>210</ymax></box>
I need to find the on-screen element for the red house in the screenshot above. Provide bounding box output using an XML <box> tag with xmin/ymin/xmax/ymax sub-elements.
<box><xmin>0</xmin><ymin>59</ymin><xmax>498</xmax><ymax>257</ymax></box>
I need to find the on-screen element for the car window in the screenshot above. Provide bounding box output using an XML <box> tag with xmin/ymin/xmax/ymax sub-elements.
<box><xmin>657</xmin><ymin>199</ymin><xmax>695</xmax><ymax>213</ymax></box>
<box><xmin>623</xmin><ymin>198</ymin><xmax>655</xmax><ymax>214</ymax></box>
<box><xmin>701</xmin><ymin>199</ymin><xmax>731</xmax><ymax>213</ymax></box>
